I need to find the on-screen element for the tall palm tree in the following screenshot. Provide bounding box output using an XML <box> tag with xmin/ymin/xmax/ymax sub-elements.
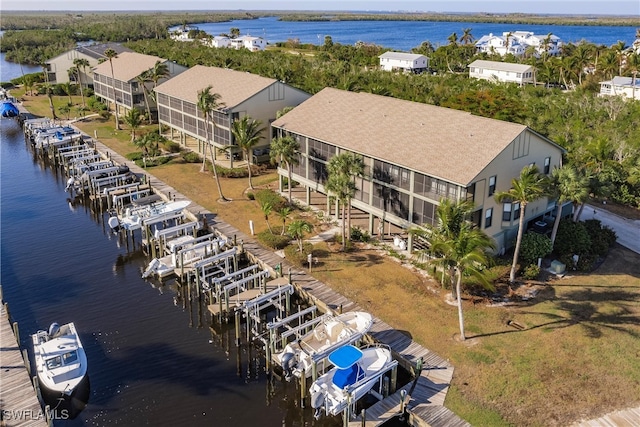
<box><xmin>494</xmin><ymin>165</ymin><xmax>548</xmax><ymax>283</ymax></box>
<box><xmin>196</xmin><ymin>85</ymin><xmax>228</xmax><ymax>202</ymax></box>
<box><xmin>231</xmin><ymin>116</ymin><xmax>265</xmax><ymax>190</ymax></box>
<box><xmin>430</xmin><ymin>223</ymin><xmax>495</xmax><ymax>341</ymax></box>
<box><xmin>270</xmin><ymin>135</ymin><xmax>300</xmax><ymax>205</ymax></box>
<box><xmin>611</xmin><ymin>41</ymin><xmax>628</xmax><ymax>76</ymax></box>
<box><xmin>43</xmin><ymin>83</ymin><xmax>58</xmax><ymax>120</ymax></box>
<box><xmin>548</xmin><ymin>165</ymin><xmax>589</xmax><ymax>248</ymax></box>
<box><xmin>260</xmin><ymin>200</ymin><xmax>273</xmax><ymax>234</ymax></box>
<box><xmin>73</xmin><ymin>58</ymin><xmax>89</xmax><ymax>107</ymax></box>
<box><xmin>122</xmin><ymin>108</ymin><xmax>143</xmax><ymax>142</ymax></box>
<box><xmin>328</xmin><ymin>153</ymin><xmax>364</xmax><ymax>242</ymax></box>
<box><xmin>275</xmin><ymin>206</ymin><xmax>292</xmax><ymax>236</ymax></box>
<box><xmin>147</xmin><ymin>61</ymin><xmax>170</xmax><ymax>125</ymax></box>
<box><xmin>625</xmin><ymin>53</ymin><xmax>640</xmax><ymax>99</ymax></box>
<box><xmin>104</xmin><ymin>48</ymin><xmax>120</xmax><ymax>130</ymax></box>
<box><xmin>136</xmin><ymin>72</ymin><xmax>153</xmax><ymax>124</ymax></box>
<box><xmin>325</xmin><ymin>172</ymin><xmax>356</xmax><ymax>251</ymax></box>
<box><xmin>447</xmin><ymin>32</ymin><xmax>458</xmax><ymax>46</ymax></box>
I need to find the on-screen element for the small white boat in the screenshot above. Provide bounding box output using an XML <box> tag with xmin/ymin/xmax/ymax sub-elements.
<box><xmin>32</xmin><ymin>322</ymin><xmax>87</xmax><ymax>395</ymax></box>
<box><xmin>109</xmin><ymin>200</ymin><xmax>191</xmax><ymax>232</ymax></box>
<box><xmin>274</xmin><ymin>311</ymin><xmax>373</xmax><ymax>380</ymax></box>
<box><xmin>309</xmin><ymin>345</ymin><xmax>396</xmax><ymax>419</ymax></box>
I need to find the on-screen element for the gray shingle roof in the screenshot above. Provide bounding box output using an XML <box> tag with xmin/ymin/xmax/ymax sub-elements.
<box><xmin>76</xmin><ymin>42</ymin><xmax>131</xmax><ymax>60</ymax></box>
<box><xmin>153</xmin><ymin>65</ymin><xmax>278</xmax><ymax>108</ymax></box>
<box><xmin>272</xmin><ymin>88</ymin><xmax>529</xmax><ymax>185</ymax></box>
<box><xmin>93</xmin><ymin>51</ymin><xmax>166</xmax><ymax>82</ymax></box>
<box><xmin>379</xmin><ymin>52</ymin><xmax>427</xmax><ymax>61</ymax></box>
<box><xmin>468</xmin><ymin>60</ymin><xmax>534</xmax><ymax>73</ymax></box>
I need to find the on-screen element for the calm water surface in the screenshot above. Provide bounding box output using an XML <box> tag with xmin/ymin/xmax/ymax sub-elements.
<box><xmin>191</xmin><ymin>16</ymin><xmax>638</xmax><ymax>50</ymax></box>
<box><xmin>0</xmin><ymin>61</ymin><xmax>338</xmax><ymax>426</ymax></box>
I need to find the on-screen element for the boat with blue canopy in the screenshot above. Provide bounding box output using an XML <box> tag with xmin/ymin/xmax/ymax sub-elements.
<box><xmin>1</xmin><ymin>100</ymin><xmax>19</xmax><ymax>118</ymax></box>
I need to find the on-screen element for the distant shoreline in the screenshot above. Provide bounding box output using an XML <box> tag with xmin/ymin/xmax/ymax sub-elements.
<box><xmin>1</xmin><ymin>10</ymin><xmax>638</xmax><ymax>28</ymax></box>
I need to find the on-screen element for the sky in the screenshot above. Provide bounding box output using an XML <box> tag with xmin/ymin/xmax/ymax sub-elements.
<box><xmin>1</xmin><ymin>0</ymin><xmax>639</xmax><ymax>15</ymax></box>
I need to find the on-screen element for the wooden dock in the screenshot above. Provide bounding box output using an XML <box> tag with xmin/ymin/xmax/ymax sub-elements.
<box><xmin>71</xmin><ymin>130</ymin><xmax>470</xmax><ymax>427</ymax></box>
<box><xmin>0</xmin><ymin>304</ymin><xmax>48</xmax><ymax>427</ymax></box>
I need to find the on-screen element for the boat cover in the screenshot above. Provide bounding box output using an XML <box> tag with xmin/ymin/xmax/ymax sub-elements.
<box><xmin>328</xmin><ymin>345</ymin><xmax>362</xmax><ymax>369</ymax></box>
<box><xmin>333</xmin><ymin>364</ymin><xmax>364</xmax><ymax>388</ymax></box>
<box><xmin>1</xmin><ymin>101</ymin><xmax>19</xmax><ymax>117</ymax></box>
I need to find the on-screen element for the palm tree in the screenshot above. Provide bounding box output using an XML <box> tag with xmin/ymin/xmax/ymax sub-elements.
<box><xmin>612</xmin><ymin>41</ymin><xmax>628</xmax><ymax>76</ymax></box>
<box><xmin>275</xmin><ymin>206</ymin><xmax>292</xmax><ymax>236</ymax></box>
<box><xmin>430</xmin><ymin>223</ymin><xmax>495</xmax><ymax>341</ymax></box>
<box><xmin>231</xmin><ymin>116</ymin><xmax>265</xmax><ymax>190</ymax></box>
<box><xmin>325</xmin><ymin>172</ymin><xmax>356</xmax><ymax>251</ymax></box>
<box><xmin>196</xmin><ymin>85</ymin><xmax>228</xmax><ymax>202</ymax></box>
<box><xmin>287</xmin><ymin>220</ymin><xmax>313</xmax><ymax>253</ymax></box>
<box><xmin>548</xmin><ymin>165</ymin><xmax>590</xmax><ymax>248</ymax></box>
<box><xmin>147</xmin><ymin>61</ymin><xmax>170</xmax><ymax>124</ymax></box>
<box><xmin>327</xmin><ymin>153</ymin><xmax>364</xmax><ymax>244</ymax></box>
<box><xmin>447</xmin><ymin>32</ymin><xmax>458</xmax><ymax>46</ymax></box>
<box><xmin>104</xmin><ymin>48</ymin><xmax>120</xmax><ymax>130</ymax></box>
<box><xmin>260</xmin><ymin>200</ymin><xmax>274</xmax><ymax>234</ymax></box>
<box><xmin>495</xmin><ymin>165</ymin><xmax>548</xmax><ymax>283</ymax></box>
<box><xmin>122</xmin><ymin>108</ymin><xmax>143</xmax><ymax>142</ymax></box>
<box><xmin>73</xmin><ymin>58</ymin><xmax>89</xmax><ymax>107</ymax></box>
<box><xmin>43</xmin><ymin>83</ymin><xmax>58</xmax><ymax>120</ymax></box>
<box><xmin>270</xmin><ymin>135</ymin><xmax>300</xmax><ymax>205</ymax></box>
<box><xmin>62</xmin><ymin>81</ymin><xmax>74</xmax><ymax>104</ymax></box>
<box><xmin>625</xmin><ymin>53</ymin><xmax>640</xmax><ymax>99</ymax></box>
<box><xmin>460</xmin><ymin>28</ymin><xmax>474</xmax><ymax>45</ymax></box>
<box><xmin>136</xmin><ymin>72</ymin><xmax>153</xmax><ymax>124</ymax></box>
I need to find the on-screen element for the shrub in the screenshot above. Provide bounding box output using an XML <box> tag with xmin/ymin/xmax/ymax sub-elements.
<box><xmin>161</xmin><ymin>140</ymin><xmax>181</xmax><ymax>153</ymax></box>
<box><xmin>350</xmin><ymin>226</ymin><xmax>370</xmax><ymax>242</ymax></box>
<box><xmin>125</xmin><ymin>152</ymin><xmax>143</xmax><ymax>161</ymax></box>
<box><xmin>519</xmin><ymin>232</ymin><xmax>552</xmax><ymax>267</ymax></box>
<box><xmin>254</xmin><ymin>189</ymin><xmax>287</xmax><ymax>211</ymax></box>
<box><xmin>134</xmin><ymin>156</ymin><xmax>171</xmax><ymax>168</ymax></box>
<box><xmin>181</xmin><ymin>151</ymin><xmax>201</xmax><ymax>163</ymax></box>
<box><xmin>256</xmin><ymin>231</ymin><xmax>290</xmax><ymax>250</ymax></box>
<box><xmin>284</xmin><ymin>243</ymin><xmax>314</xmax><ymax>267</ymax></box>
<box><xmin>522</xmin><ymin>264</ymin><xmax>541</xmax><ymax>280</ymax></box>
<box><xmin>582</xmin><ymin>219</ymin><xmax>617</xmax><ymax>256</ymax></box>
<box><xmin>554</xmin><ymin>219</ymin><xmax>590</xmax><ymax>258</ymax></box>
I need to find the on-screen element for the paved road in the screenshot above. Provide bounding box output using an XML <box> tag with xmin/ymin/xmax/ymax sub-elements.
<box><xmin>580</xmin><ymin>203</ymin><xmax>640</xmax><ymax>255</ymax></box>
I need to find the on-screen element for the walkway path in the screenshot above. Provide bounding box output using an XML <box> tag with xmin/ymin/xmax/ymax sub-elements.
<box><xmin>572</xmin><ymin>406</ymin><xmax>640</xmax><ymax>426</ymax></box>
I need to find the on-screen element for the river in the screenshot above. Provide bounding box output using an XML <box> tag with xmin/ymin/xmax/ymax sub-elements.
<box><xmin>186</xmin><ymin>16</ymin><xmax>638</xmax><ymax>51</ymax></box>
<box><xmin>0</xmin><ymin>56</ymin><xmax>339</xmax><ymax>426</ymax></box>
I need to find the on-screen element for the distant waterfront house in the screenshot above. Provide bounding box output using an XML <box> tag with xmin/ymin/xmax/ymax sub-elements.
<box><xmin>475</xmin><ymin>31</ymin><xmax>561</xmax><ymax>57</ymax></box>
<box><xmin>379</xmin><ymin>52</ymin><xmax>429</xmax><ymax>73</ymax></box>
<box><xmin>205</xmin><ymin>36</ymin><xmax>232</xmax><ymax>49</ymax></box>
<box><xmin>229</xmin><ymin>35</ymin><xmax>267</xmax><ymax>51</ymax></box>
<box><xmin>468</xmin><ymin>60</ymin><xmax>535</xmax><ymax>85</ymax></box>
<box><xmin>599</xmin><ymin>76</ymin><xmax>640</xmax><ymax>100</ymax></box>
<box><xmin>153</xmin><ymin>65</ymin><xmax>310</xmax><ymax>164</ymax></box>
<box><xmin>170</xmin><ymin>26</ymin><xmax>199</xmax><ymax>42</ymax></box>
<box><xmin>44</xmin><ymin>43</ymin><xmax>131</xmax><ymax>85</ymax></box>
<box><xmin>93</xmin><ymin>52</ymin><xmax>187</xmax><ymax>119</ymax></box>
<box><xmin>271</xmin><ymin>87</ymin><xmax>565</xmax><ymax>255</ymax></box>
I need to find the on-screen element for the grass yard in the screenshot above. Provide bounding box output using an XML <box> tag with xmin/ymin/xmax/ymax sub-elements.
<box><xmin>21</xmin><ymin>94</ymin><xmax>640</xmax><ymax>426</ymax></box>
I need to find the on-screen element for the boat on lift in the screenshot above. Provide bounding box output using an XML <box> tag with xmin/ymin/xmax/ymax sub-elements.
<box><xmin>274</xmin><ymin>311</ymin><xmax>373</xmax><ymax>380</ymax></box>
<box><xmin>309</xmin><ymin>344</ymin><xmax>397</xmax><ymax>419</ymax></box>
<box><xmin>31</xmin><ymin>322</ymin><xmax>87</xmax><ymax>395</ymax></box>
<box><xmin>1</xmin><ymin>99</ymin><xmax>19</xmax><ymax>118</ymax></box>
<box><xmin>108</xmin><ymin>199</ymin><xmax>191</xmax><ymax>232</ymax></box>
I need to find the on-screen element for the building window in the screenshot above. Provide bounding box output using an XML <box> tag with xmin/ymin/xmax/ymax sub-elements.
<box><xmin>488</xmin><ymin>175</ymin><xmax>496</xmax><ymax>196</ymax></box>
<box><xmin>544</xmin><ymin>157</ymin><xmax>551</xmax><ymax>174</ymax></box>
<box><xmin>502</xmin><ymin>203</ymin><xmax>512</xmax><ymax>221</ymax></box>
<box><xmin>485</xmin><ymin>208</ymin><xmax>493</xmax><ymax>228</ymax></box>
<box><xmin>513</xmin><ymin>202</ymin><xmax>521</xmax><ymax>220</ymax></box>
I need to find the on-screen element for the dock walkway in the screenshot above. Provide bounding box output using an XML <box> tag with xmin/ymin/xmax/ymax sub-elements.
<box><xmin>0</xmin><ymin>304</ymin><xmax>48</xmax><ymax>427</ymax></box>
<box><xmin>75</xmin><ymin>131</ymin><xmax>468</xmax><ymax>426</ymax></box>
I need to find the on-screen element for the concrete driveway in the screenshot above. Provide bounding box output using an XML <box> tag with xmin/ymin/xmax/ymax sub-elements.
<box><xmin>580</xmin><ymin>203</ymin><xmax>640</xmax><ymax>254</ymax></box>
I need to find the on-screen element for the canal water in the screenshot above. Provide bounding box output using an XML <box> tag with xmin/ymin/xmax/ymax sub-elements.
<box><xmin>1</xmin><ymin>81</ymin><xmax>339</xmax><ymax>427</ymax></box>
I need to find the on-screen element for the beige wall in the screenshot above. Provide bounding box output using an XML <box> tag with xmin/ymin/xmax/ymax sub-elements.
<box><xmin>47</xmin><ymin>52</ymin><xmax>97</xmax><ymax>85</ymax></box>
<box><xmin>471</xmin><ymin>129</ymin><xmax>563</xmax><ymax>251</ymax></box>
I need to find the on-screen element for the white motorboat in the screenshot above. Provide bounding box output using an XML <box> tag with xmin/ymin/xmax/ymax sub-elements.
<box><xmin>32</xmin><ymin>322</ymin><xmax>87</xmax><ymax>395</ymax></box>
<box><xmin>274</xmin><ymin>311</ymin><xmax>373</xmax><ymax>380</ymax></box>
<box><xmin>309</xmin><ymin>345</ymin><xmax>396</xmax><ymax>419</ymax></box>
<box><xmin>108</xmin><ymin>200</ymin><xmax>191</xmax><ymax>232</ymax></box>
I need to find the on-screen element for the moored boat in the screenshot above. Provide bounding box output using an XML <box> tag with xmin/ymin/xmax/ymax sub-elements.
<box><xmin>109</xmin><ymin>199</ymin><xmax>191</xmax><ymax>232</ymax></box>
<box><xmin>274</xmin><ymin>311</ymin><xmax>373</xmax><ymax>380</ymax></box>
<box><xmin>32</xmin><ymin>322</ymin><xmax>88</xmax><ymax>395</ymax></box>
<box><xmin>309</xmin><ymin>344</ymin><xmax>397</xmax><ymax>419</ymax></box>
<box><xmin>1</xmin><ymin>99</ymin><xmax>19</xmax><ymax>118</ymax></box>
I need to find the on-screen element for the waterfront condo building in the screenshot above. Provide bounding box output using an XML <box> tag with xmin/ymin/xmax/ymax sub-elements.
<box><xmin>153</xmin><ymin>65</ymin><xmax>310</xmax><ymax>164</ymax></box>
<box><xmin>93</xmin><ymin>52</ymin><xmax>187</xmax><ymax>121</ymax></box>
<box><xmin>271</xmin><ymin>88</ymin><xmax>566</xmax><ymax>254</ymax></box>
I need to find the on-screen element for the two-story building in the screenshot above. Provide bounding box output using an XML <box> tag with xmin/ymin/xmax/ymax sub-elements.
<box><xmin>229</xmin><ymin>36</ymin><xmax>267</xmax><ymax>51</ymax></box>
<box><xmin>271</xmin><ymin>88</ymin><xmax>565</xmax><ymax>254</ymax></box>
<box><xmin>379</xmin><ymin>52</ymin><xmax>429</xmax><ymax>73</ymax></box>
<box><xmin>468</xmin><ymin>60</ymin><xmax>535</xmax><ymax>85</ymax></box>
<box><xmin>92</xmin><ymin>52</ymin><xmax>187</xmax><ymax>120</ymax></box>
<box><xmin>44</xmin><ymin>42</ymin><xmax>131</xmax><ymax>86</ymax></box>
<box><xmin>153</xmin><ymin>65</ymin><xmax>310</xmax><ymax>165</ymax></box>
<box><xmin>475</xmin><ymin>31</ymin><xmax>561</xmax><ymax>57</ymax></box>
<box><xmin>599</xmin><ymin>76</ymin><xmax>640</xmax><ymax>100</ymax></box>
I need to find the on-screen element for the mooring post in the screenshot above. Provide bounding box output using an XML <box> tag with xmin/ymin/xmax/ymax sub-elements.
<box><xmin>361</xmin><ymin>408</ymin><xmax>366</xmax><ymax>427</ymax></box>
<box><xmin>382</xmin><ymin>376</ymin><xmax>390</xmax><ymax>398</ymax></box>
<box><xmin>285</xmin><ymin>291</ymin><xmax>291</xmax><ymax>317</ymax></box>
<box><xmin>235</xmin><ymin>310</ymin><xmax>241</xmax><ymax>347</ymax></box>
<box><xmin>390</xmin><ymin>364</ymin><xmax>398</xmax><ymax>394</ymax></box>
<box><xmin>300</xmin><ymin>373</ymin><xmax>307</xmax><ymax>408</ymax></box>
<box><xmin>288</xmin><ymin>268</ymin><xmax>292</xmax><ymax>284</ymax></box>
<box><xmin>12</xmin><ymin>321</ymin><xmax>19</xmax><ymax>343</ymax></box>
<box><xmin>399</xmin><ymin>389</ymin><xmax>407</xmax><ymax>422</ymax></box>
